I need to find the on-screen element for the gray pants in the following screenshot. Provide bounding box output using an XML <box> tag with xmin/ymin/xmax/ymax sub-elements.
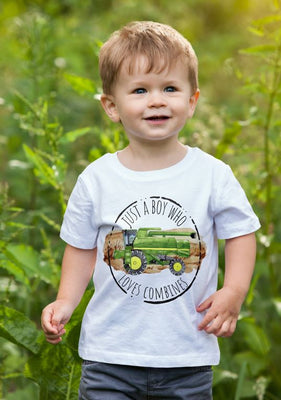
<box><xmin>79</xmin><ymin>361</ymin><xmax>213</xmax><ymax>399</ymax></box>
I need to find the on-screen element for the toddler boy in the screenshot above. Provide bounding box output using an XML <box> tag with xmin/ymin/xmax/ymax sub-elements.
<box><xmin>41</xmin><ymin>21</ymin><xmax>260</xmax><ymax>399</ymax></box>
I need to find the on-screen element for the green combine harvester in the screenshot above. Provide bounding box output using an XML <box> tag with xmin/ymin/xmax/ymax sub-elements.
<box><xmin>113</xmin><ymin>227</ymin><xmax>197</xmax><ymax>276</ymax></box>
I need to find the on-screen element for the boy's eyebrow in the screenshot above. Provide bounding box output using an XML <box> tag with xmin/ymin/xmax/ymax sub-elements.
<box><xmin>127</xmin><ymin>78</ymin><xmax>185</xmax><ymax>87</ymax></box>
<box><xmin>127</xmin><ymin>75</ymin><xmax>184</xmax><ymax>83</ymax></box>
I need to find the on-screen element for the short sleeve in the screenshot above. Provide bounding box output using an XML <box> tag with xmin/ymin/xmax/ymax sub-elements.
<box><xmin>60</xmin><ymin>176</ymin><xmax>98</xmax><ymax>249</ymax></box>
<box><xmin>213</xmin><ymin>166</ymin><xmax>260</xmax><ymax>239</ymax></box>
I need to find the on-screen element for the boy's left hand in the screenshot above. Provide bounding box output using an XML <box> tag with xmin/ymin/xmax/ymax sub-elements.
<box><xmin>196</xmin><ymin>286</ymin><xmax>244</xmax><ymax>337</ymax></box>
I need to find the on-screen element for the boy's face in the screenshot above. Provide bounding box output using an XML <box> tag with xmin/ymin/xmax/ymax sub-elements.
<box><xmin>101</xmin><ymin>56</ymin><xmax>199</xmax><ymax>146</ymax></box>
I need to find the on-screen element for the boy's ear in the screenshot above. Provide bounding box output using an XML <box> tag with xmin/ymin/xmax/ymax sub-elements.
<box><xmin>100</xmin><ymin>94</ymin><xmax>120</xmax><ymax>123</ymax></box>
<box><xmin>188</xmin><ymin>89</ymin><xmax>200</xmax><ymax>117</ymax></box>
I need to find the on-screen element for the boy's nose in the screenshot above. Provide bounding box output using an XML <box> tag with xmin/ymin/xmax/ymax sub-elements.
<box><xmin>147</xmin><ymin>91</ymin><xmax>167</xmax><ymax>107</ymax></box>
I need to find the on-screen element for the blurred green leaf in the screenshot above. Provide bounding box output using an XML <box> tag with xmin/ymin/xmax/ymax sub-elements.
<box><xmin>240</xmin><ymin>44</ymin><xmax>276</xmax><ymax>55</ymax></box>
<box><xmin>64</xmin><ymin>73</ymin><xmax>96</xmax><ymax>96</ymax></box>
<box><xmin>0</xmin><ymin>306</ymin><xmax>43</xmax><ymax>354</ymax></box>
<box><xmin>4</xmin><ymin>243</ymin><xmax>39</xmax><ymax>278</ymax></box>
<box><xmin>25</xmin><ymin>343</ymin><xmax>81</xmax><ymax>400</ymax></box>
<box><xmin>248</xmin><ymin>26</ymin><xmax>264</xmax><ymax>37</ymax></box>
<box><xmin>273</xmin><ymin>297</ymin><xmax>281</xmax><ymax>316</ymax></box>
<box><xmin>23</xmin><ymin>144</ymin><xmax>60</xmax><ymax>188</ymax></box>
<box><xmin>239</xmin><ymin>319</ymin><xmax>271</xmax><ymax>356</ymax></box>
<box><xmin>0</xmin><ymin>259</ymin><xmax>29</xmax><ymax>286</ymax></box>
<box><xmin>39</xmin><ymin>213</ymin><xmax>61</xmax><ymax>232</ymax></box>
<box><xmin>3</xmin><ymin>243</ymin><xmax>56</xmax><ymax>285</ymax></box>
<box><xmin>253</xmin><ymin>14</ymin><xmax>281</xmax><ymax>27</ymax></box>
<box><xmin>234</xmin><ymin>351</ymin><xmax>268</xmax><ymax>376</ymax></box>
<box><xmin>59</xmin><ymin>127</ymin><xmax>92</xmax><ymax>144</ymax></box>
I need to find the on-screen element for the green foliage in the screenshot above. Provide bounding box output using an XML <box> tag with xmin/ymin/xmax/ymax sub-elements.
<box><xmin>0</xmin><ymin>291</ymin><xmax>93</xmax><ymax>399</ymax></box>
<box><xmin>24</xmin><ymin>289</ymin><xmax>93</xmax><ymax>400</ymax></box>
<box><xmin>0</xmin><ymin>0</ymin><xmax>281</xmax><ymax>399</ymax></box>
<box><xmin>63</xmin><ymin>73</ymin><xmax>96</xmax><ymax>98</ymax></box>
<box><xmin>0</xmin><ymin>306</ymin><xmax>43</xmax><ymax>354</ymax></box>
<box><xmin>0</xmin><ymin>183</ymin><xmax>27</xmax><ymax>246</ymax></box>
<box><xmin>212</xmin><ymin>9</ymin><xmax>281</xmax><ymax>389</ymax></box>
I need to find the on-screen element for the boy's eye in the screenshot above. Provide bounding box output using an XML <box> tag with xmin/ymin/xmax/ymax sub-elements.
<box><xmin>164</xmin><ymin>86</ymin><xmax>177</xmax><ymax>92</ymax></box>
<box><xmin>134</xmin><ymin>88</ymin><xmax>147</xmax><ymax>94</ymax></box>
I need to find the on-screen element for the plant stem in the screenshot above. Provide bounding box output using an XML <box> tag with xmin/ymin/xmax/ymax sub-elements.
<box><xmin>234</xmin><ymin>361</ymin><xmax>247</xmax><ymax>400</ymax></box>
<box><xmin>66</xmin><ymin>362</ymin><xmax>75</xmax><ymax>400</ymax></box>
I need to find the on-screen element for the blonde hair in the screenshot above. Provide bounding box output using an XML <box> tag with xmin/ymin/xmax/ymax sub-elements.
<box><xmin>99</xmin><ymin>21</ymin><xmax>198</xmax><ymax>95</ymax></box>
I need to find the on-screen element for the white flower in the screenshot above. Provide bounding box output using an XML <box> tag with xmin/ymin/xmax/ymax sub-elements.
<box><xmin>54</xmin><ymin>57</ymin><xmax>66</xmax><ymax>69</ymax></box>
<box><xmin>93</xmin><ymin>93</ymin><xmax>101</xmax><ymax>101</ymax></box>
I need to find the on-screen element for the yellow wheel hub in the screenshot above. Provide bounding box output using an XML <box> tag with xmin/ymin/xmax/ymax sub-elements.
<box><xmin>173</xmin><ymin>262</ymin><xmax>183</xmax><ymax>272</ymax></box>
<box><xmin>131</xmin><ymin>256</ymin><xmax>142</xmax><ymax>270</ymax></box>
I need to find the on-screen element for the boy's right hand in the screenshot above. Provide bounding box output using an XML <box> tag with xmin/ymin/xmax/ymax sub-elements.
<box><xmin>41</xmin><ymin>300</ymin><xmax>73</xmax><ymax>344</ymax></box>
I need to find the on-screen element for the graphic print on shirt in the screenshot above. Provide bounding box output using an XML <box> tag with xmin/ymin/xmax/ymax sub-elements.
<box><xmin>103</xmin><ymin>196</ymin><xmax>206</xmax><ymax>304</ymax></box>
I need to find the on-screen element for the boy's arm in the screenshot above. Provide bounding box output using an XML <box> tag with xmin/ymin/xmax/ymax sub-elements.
<box><xmin>197</xmin><ymin>232</ymin><xmax>256</xmax><ymax>337</ymax></box>
<box><xmin>41</xmin><ymin>244</ymin><xmax>96</xmax><ymax>344</ymax></box>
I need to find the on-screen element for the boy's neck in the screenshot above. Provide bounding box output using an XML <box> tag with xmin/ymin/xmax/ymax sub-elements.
<box><xmin>117</xmin><ymin>140</ymin><xmax>188</xmax><ymax>171</ymax></box>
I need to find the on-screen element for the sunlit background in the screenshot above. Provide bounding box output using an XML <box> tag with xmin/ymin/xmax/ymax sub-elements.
<box><xmin>0</xmin><ymin>0</ymin><xmax>280</xmax><ymax>399</ymax></box>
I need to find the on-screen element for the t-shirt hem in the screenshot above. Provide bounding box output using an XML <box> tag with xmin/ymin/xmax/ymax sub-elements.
<box><xmin>217</xmin><ymin>220</ymin><xmax>261</xmax><ymax>240</ymax></box>
<box><xmin>78</xmin><ymin>349</ymin><xmax>220</xmax><ymax>368</ymax></box>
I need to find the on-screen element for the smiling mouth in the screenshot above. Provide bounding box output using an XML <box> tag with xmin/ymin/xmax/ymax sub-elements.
<box><xmin>145</xmin><ymin>116</ymin><xmax>170</xmax><ymax>121</ymax></box>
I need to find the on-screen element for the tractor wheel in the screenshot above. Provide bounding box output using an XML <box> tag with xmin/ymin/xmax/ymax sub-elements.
<box><xmin>125</xmin><ymin>250</ymin><xmax>147</xmax><ymax>275</ymax></box>
<box><xmin>169</xmin><ymin>259</ymin><xmax>185</xmax><ymax>276</ymax></box>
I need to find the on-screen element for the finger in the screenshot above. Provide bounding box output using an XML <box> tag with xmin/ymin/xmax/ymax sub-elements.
<box><xmin>41</xmin><ymin>309</ymin><xmax>57</xmax><ymax>334</ymax></box>
<box><xmin>214</xmin><ymin>318</ymin><xmax>237</xmax><ymax>337</ymax></box>
<box><xmin>198</xmin><ymin>311</ymin><xmax>217</xmax><ymax>331</ymax></box>
<box><xmin>51</xmin><ymin>307</ymin><xmax>69</xmax><ymax>328</ymax></box>
<box><xmin>220</xmin><ymin>320</ymin><xmax>231</xmax><ymax>336</ymax></box>
<box><xmin>45</xmin><ymin>327</ymin><xmax>66</xmax><ymax>343</ymax></box>
<box><xmin>41</xmin><ymin>320</ymin><xmax>60</xmax><ymax>335</ymax></box>
<box><xmin>211</xmin><ymin>319</ymin><xmax>231</xmax><ymax>337</ymax></box>
<box><xmin>222</xmin><ymin>319</ymin><xmax>237</xmax><ymax>337</ymax></box>
<box><xmin>203</xmin><ymin>315</ymin><xmax>224</xmax><ymax>335</ymax></box>
<box><xmin>46</xmin><ymin>336</ymin><xmax>63</xmax><ymax>344</ymax></box>
<box><xmin>42</xmin><ymin>305</ymin><xmax>66</xmax><ymax>333</ymax></box>
<box><xmin>196</xmin><ymin>298</ymin><xmax>213</xmax><ymax>312</ymax></box>
<box><xmin>42</xmin><ymin>314</ymin><xmax>65</xmax><ymax>339</ymax></box>
<box><xmin>45</xmin><ymin>331</ymin><xmax>65</xmax><ymax>341</ymax></box>
<box><xmin>45</xmin><ymin>325</ymin><xmax>65</xmax><ymax>337</ymax></box>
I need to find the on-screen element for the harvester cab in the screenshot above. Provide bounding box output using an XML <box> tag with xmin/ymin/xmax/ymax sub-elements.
<box><xmin>123</xmin><ymin>230</ymin><xmax>137</xmax><ymax>246</ymax></box>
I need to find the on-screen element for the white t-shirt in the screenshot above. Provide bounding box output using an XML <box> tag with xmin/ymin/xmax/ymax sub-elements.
<box><xmin>60</xmin><ymin>146</ymin><xmax>260</xmax><ymax>367</ymax></box>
